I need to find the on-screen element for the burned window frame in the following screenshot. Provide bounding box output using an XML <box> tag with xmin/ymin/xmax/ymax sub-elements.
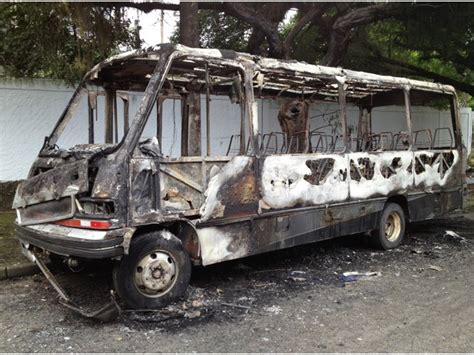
<box><xmin>408</xmin><ymin>89</ymin><xmax>460</xmax><ymax>151</ymax></box>
<box><xmin>248</xmin><ymin>69</ymin><xmax>347</xmax><ymax>155</ymax></box>
<box><xmin>131</xmin><ymin>54</ymin><xmax>252</xmax><ymax>159</ymax></box>
<box><xmin>41</xmin><ymin>46</ymin><xmax>463</xmax><ymax>162</ymax></box>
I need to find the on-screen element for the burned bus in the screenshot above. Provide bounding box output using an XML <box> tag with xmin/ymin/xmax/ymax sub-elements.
<box><xmin>13</xmin><ymin>44</ymin><xmax>465</xmax><ymax>319</ymax></box>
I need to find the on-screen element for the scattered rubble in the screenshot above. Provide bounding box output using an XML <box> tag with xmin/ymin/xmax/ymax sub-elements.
<box><xmin>428</xmin><ymin>265</ymin><xmax>442</xmax><ymax>272</ymax></box>
<box><xmin>264</xmin><ymin>305</ymin><xmax>282</xmax><ymax>315</ymax></box>
<box><xmin>444</xmin><ymin>230</ymin><xmax>467</xmax><ymax>243</ymax></box>
<box><xmin>340</xmin><ymin>271</ymin><xmax>382</xmax><ymax>283</ymax></box>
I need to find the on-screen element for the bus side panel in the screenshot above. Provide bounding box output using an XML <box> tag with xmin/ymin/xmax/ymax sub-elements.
<box><xmin>257</xmin><ymin>154</ymin><xmax>350</xmax><ymax>211</ymax></box>
<box><xmin>196</xmin><ymin>199</ymin><xmax>385</xmax><ymax>266</ymax></box>
<box><xmin>407</xmin><ymin>189</ymin><xmax>463</xmax><ymax>223</ymax></box>
<box><xmin>411</xmin><ymin>148</ymin><xmax>463</xmax><ymax>218</ymax></box>
<box><xmin>348</xmin><ymin>151</ymin><xmax>414</xmax><ymax>200</ymax></box>
<box><xmin>437</xmin><ymin>189</ymin><xmax>464</xmax><ymax>215</ymax></box>
<box><xmin>413</xmin><ymin>150</ymin><xmax>460</xmax><ymax>190</ymax></box>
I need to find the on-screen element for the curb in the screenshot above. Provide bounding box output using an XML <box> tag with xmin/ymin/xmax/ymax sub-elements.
<box><xmin>0</xmin><ymin>262</ymin><xmax>39</xmax><ymax>280</ymax></box>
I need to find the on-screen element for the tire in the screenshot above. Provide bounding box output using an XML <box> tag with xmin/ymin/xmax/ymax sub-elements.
<box><xmin>371</xmin><ymin>203</ymin><xmax>406</xmax><ymax>250</ymax></box>
<box><xmin>113</xmin><ymin>230</ymin><xmax>192</xmax><ymax>309</ymax></box>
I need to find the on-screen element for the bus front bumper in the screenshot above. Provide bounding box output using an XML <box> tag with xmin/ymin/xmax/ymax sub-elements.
<box><xmin>15</xmin><ymin>222</ymin><xmax>125</xmax><ymax>259</ymax></box>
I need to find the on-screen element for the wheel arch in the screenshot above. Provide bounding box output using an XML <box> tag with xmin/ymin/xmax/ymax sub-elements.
<box><xmin>133</xmin><ymin>220</ymin><xmax>201</xmax><ymax>264</ymax></box>
<box><xmin>386</xmin><ymin>194</ymin><xmax>410</xmax><ymax>221</ymax></box>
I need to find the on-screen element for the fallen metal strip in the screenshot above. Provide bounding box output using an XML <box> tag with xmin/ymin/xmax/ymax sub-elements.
<box><xmin>32</xmin><ymin>251</ymin><xmax>121</xmax><ymax>322</ymax></box>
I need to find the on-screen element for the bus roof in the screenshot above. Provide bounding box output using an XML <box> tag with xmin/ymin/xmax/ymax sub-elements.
<box><xmin>86</xmin><ymin>43</ymin><xmax>456</xmax><ymax>96</ymax></box>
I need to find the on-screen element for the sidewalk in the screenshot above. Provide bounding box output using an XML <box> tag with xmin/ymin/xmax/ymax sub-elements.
<box><xmin>0</xmin><ymin>211</ymin><xmax>38</xmax><ymax>280</ymax></box>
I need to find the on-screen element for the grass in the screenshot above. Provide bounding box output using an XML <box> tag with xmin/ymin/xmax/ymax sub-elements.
<box><xmin>0</xmin><ymin>211</ymin><xmax>24</xmax><ymax>266</ymax></box>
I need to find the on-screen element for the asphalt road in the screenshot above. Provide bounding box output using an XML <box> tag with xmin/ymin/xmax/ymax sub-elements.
<box><xmin>1</xmin><ymin>214</ymin><xmax>473</xmax><ymax>352</ymax></box>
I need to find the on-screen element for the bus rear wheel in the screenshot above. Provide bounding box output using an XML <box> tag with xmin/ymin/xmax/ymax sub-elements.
<box><xmin>372</xmin><ymin>203</ymin><xmax>406</xmax><ymax>250</ymax></box>
<box><xmin>113</xmin><ymin>230</ymin><xmax>191</xmax><ymax>309</ymax></box>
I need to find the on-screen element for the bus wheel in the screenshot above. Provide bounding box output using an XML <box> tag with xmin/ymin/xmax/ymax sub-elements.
<box><xmin>113</xmin><ymin>230</ymin><xmax>191</xmax><ymax>309</ymax></box>
<box><xmin>372</xmin><ymin>203</ymin><xmax>406</xmax><ymax>250</ymax></box>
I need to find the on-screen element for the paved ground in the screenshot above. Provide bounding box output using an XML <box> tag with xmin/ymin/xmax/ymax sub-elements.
<box><xmin>1</xmin><ymin>204</ymin><xmax>473</xmax><ymax>352</ymax></box>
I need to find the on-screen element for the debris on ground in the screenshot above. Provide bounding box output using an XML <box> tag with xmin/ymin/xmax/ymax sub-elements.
<box><xmin>444</xmin><ymin>230</ymin><xmax>467</xmax><ymax>243</ymax></box>
<box><xmin>288</xmin><ymin>270</ymin><xmax>307</xmax><ymax>282</ymax></box>
<box><xmin>340</xmin><ymin>271</ymin><xmax>382</xmax><ymax>283</ymax></box>
<box><xmin>264</xmin><ymin>305</ymin><xmax>282</xmax><ymax>315</ymax></box>
<box><xmin>289</xmin><ymin>276</ymin><xmax>307</xmax><ymax>282</ymax></box>
<box><xmin>428</xmin><ymin>265</ymin><xmax>442</xmax><ymax>272</ymax></box>
<box><xmin>221</xmin><ymin>302</ymin><xmax>250</xmax><ymax>310</ymax></box>
<box><xmin>4</xmin><ymin>215</ymin><xmax>472</xmax><ymax>335</ymax></box>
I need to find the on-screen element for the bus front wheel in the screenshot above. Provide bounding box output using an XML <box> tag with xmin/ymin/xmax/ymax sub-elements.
<box><xmin>113</xmin><ymin>230</ymin><xmax>191</xmax><ymax>309</ymax></box>
<box><xmin>372</xmin><ymin>203</ymin><xmax>406</xmax><ymax>250</ymax></box>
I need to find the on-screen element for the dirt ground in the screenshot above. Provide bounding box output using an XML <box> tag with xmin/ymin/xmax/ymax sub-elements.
<box><xmin>1</xmin><ymin>210</ymin><xmax>473</xmax><ymax>352</ymax></box>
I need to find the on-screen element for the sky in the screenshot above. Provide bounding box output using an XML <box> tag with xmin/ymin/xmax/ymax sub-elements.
<box><xmin>128</xmin><ymin>8</ymin><xmax>179</xmax><ymax>46</ymax></box>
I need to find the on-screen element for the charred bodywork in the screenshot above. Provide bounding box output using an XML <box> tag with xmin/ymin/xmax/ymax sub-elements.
<box><xmin>13</xmin><ymin>44</ymin><xmax>465</xmax><ymax>317</ymax></box>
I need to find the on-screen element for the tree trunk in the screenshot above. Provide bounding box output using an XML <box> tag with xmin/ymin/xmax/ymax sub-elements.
<box><xmin>179</xmin><ymin>2</ymin><xmax>199</xmax><ymax>47</ymax></box>
<box><xmin>247</xmin><ymin>28</ymin><xmax>266</xmax><ymax>55</ymax></box>
<box><xmin>321</xmin><ymin>3</ymin><xmax>400</xmax><ymax>66</ymax></box>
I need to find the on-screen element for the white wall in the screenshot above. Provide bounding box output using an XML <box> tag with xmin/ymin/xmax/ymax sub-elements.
<box><xmin>0</xmin><ymin>78</ymin><xmax>245</xmax><ymax>180</ymax></box>
<box><xmin>1</xmin><ymin>77</ymin><xmax>472</xmax><ymax>181</ymax></box>
<box><xmin>0</xmin><ymin>78</ymin><xmax>75</xmax><ymax>181</ymax></box>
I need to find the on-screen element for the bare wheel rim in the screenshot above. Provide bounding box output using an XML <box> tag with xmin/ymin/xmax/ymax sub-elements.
<box><xmin>134</xmin><ymin>250</ymin><xmax>178</xmax><ymax>297</ymax></box>
<box><xmin>384</xmin><ymin>211</ymin><xmax>402</xmax><ymax>242</ymax></box>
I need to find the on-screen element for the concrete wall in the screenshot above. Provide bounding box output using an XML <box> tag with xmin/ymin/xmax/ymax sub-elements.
<box><xmin>1</xmin><ymin>77</ymin><xmax>472</xmax><ymax>181</ymax></box>
<box><xmin>0</xmin><ymin>79</ymin><xmax>75</xmax><ymax>181</ymax></box>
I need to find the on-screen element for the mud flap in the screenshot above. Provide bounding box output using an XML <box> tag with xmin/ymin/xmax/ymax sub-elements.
<box><xmin>31</xmin><ymin>251</ymin><xmax>121</xmax><ymax>322</ymax></box>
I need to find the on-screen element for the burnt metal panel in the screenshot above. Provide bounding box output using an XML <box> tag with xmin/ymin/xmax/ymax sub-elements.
<box><xmin>12</xmin><ymin>160</ymin><xmax>89</xmax><ymax>208</ymax></box>
<box><xmin>197</xmin><ymin>199</ymin><xmax>385</xmax><ymax>266</ymax></box>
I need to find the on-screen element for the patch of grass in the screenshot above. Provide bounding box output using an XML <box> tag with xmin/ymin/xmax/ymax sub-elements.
<box><xmin>0</xmin><ymin>181</ymin><xmax>20</xmax><ymax>211</ymax></box>
<box><xmin>0</xmin><ymin>212</ymin><xmax>23</xmax><ymax>266</ymax></box>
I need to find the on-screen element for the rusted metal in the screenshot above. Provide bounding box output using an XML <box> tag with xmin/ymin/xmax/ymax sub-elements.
<box><xmin>118</xmin><ymin>92</ymin><xmax>130</xmax><ymax>134</ymax></box>
<box><xmin>403</xmin><ymin>87</ymin><xmax>413</xmax><ymax>148</ymax></box>
<box><xmin>277</xmin><ymin>100</ymin><xmax>309</xmax><ymax>153</ymax></box>
<box><xmin>32</xmin><ymin>250</ymin><xmax>120</xmax><ymax>321</ymax></box>
<box><xmin>182</xmin><ymin>81</ymin><xmax>201</xmax><ymax>157</ymax></box>
<box><xmin>87</xmin><ymin>92</ymin><xmax>95</xmax><ymax>144</ymax></box>
<box><xmin>205</xmin><ymin>63</ymin><xmax>211</xmax><ymax>156</ymax></box>
<box><xmin>337</xmin><ymin>81</ymin><xmax>349</xmax><ymax>151</ymax></box>
<box><xmin>105</xmin><ymin>89</ymin><xmax>114</xmax><ymax>144</ymax></box>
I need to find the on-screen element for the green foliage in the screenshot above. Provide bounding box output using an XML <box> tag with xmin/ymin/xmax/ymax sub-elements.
<box><xmin>2</xmin><ymin>2</ymin><xmax>473</xmax><ymax>106</ymax></box>
<box><xmin>171</xmin><ymin>10</ymin><xmax>252</xmax><ymax>51</ymax></box>
<box><xmin>199</xmin><ymin>11</ymin><xmax>251</xmax><ymax>51</ymax></box>
<box><xmin>0</xmin><ymin>3</ymin><xmax>140</xmax><ymax>84</ymax></box>
<box><xmin>279</xmin><ymin>12</ymin><xmax>326</xmax><ymax>64</ymax></box>
<box><xmin>188</xmin><ymin>3</ymin><xmax>473</xmax><ymax>106</ymax></box>
<box><xmin>345</xmin><ymin>4</ymin><xmax>474</xmax><ymax>106</ymax></box>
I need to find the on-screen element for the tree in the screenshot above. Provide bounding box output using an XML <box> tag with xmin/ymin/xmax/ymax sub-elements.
<box><xmin>359</xmin><ymin>4</ymin><xmax>474</xmax><ymax>99</ymax></box>
<box><xmin>1</xmin><ymin>1</ymin><xmax>472</xmax><ymax>102</ymax></box>
<box><xmin>171</xmin><ymin>2</ymin><xmax>473</xmax><ymax>101</ymax></box>
<box><xmin>0</xmin><ymin>3</ymin><xmax>139</xmax><ymax>83</ymax></box>
<box><xmin>179</xmin><ymin>2</ymin><xmax>199</xmax><ymax>47</ymax></box>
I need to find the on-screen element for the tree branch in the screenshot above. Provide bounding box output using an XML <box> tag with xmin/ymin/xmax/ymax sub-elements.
<box><xmin>99</xmin><ymin>2</ymin><xmax>226</xmax><ymax>13</ymax></box>
<box><xmin>223</xmin><ymin>2</ymin><xmax>287</xmax><ymax>58</ymax></box>
<box><xmin>247</xmin><ymin>28</ymin><xmax>266</xmax><ymax>56</ymax></box>
<box><xmin>283</xmin><ymin>4</ymin><xmax>327</xmax><ymax>59</ymax></box>
<box><xmin>321</xmin><ymin>3</ymin><xmax>401</xmax><ymax>66</ymax></box>
<box><xmin>379</xmin><ymin>56</ymin><xmax>474</xmax><ymax>96</ymax></box>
